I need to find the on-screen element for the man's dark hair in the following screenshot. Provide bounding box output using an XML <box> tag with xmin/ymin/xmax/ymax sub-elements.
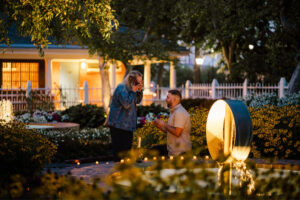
<box><xmin>168</xmin><ymin>89</ymin><xmax>182</xmax><ymax>100</ymax></box>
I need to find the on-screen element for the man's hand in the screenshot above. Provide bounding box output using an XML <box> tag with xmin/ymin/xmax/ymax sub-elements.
<box><xmin>153</xmin><ymin>118</ymin><xmax>183</xmax><ymax>137</ymax></box>
<box><xmin>152</xmin><ymin>118</ymin><xmax>165</xmax><ymax>130</ymax></box>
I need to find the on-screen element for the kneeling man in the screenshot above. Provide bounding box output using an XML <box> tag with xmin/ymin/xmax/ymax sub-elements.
<box><xmin>152</xmin><ymin>89</ymin><xmax>192</xmax><ymax>156</ymax></box>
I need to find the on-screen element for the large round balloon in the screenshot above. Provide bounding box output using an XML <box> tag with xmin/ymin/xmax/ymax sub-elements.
<box><xmin>206</xmin><ymin>100</ymin><xmax>252</xmax><ymax>163</ymax></box>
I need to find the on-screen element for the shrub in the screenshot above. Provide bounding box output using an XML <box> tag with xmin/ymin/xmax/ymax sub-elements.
<box><xmin>62</xmin><ymin>104</ymin><xmax>106</xmax><ymax>128</ymax></box>
<box><xmin>134</xmin><ymin>119</ymin><xmax>167</xmax><ymax>148</ymax></box>
<box><xmin>135</xmin><ymin>105</ymin><xmax>299</xmax><ymax>160</ymax></box>
<box><xmin>244</xmin><ymin>92</ymin><xmax>300</xmax><ymax>108</ymax></box>
<box><xmin>188</xmin><ymin>107</ymin><xmax>209</xmax><ymax>156</ymax></box>
<box><xmin>0</xmin><ymin>122</ymin><xmax>57</xmax><ymax>177</ymax></box>
<box><xmin>134</xmin><ymin>107</ymin><xmax>209</xmax><ymax>156</ymax></box>
<box><xmin>14</xmin><ymin>110</ymin><xmax>68</xmax><ymax>123</ymax></box>
<box><xmin>249</xmin><ymin>105</ymin><xmax>300</xmax><ymax>159</ymax></box>
<box><xmin>181</xmin><ymin>98</ymin><xmax>216</xmax><ymax>110</ymax></box>
<box><xmin>43</xmin><ymin>127</ymin><xmax>111</xmax><ymax>162</ymax></box>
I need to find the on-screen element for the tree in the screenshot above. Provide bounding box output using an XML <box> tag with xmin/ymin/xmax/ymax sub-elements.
<box><xmin>279</xmin><ymin>0</ymin><xmax>300</xmax><ymax>93</ymax></box>
<box><xmin>79</xmin><ymin>0</ymin><xmax>184</xmax><ymax>112</ymax></box>
<box><xmin>0</xmin><ymin>0</ymin><xmax>118</xmax><ymax>53</ymax></box>
<box><xmin>175</xmin><ymin>0</ymin><xmax>299</xmax><ymax>83</ymax></box>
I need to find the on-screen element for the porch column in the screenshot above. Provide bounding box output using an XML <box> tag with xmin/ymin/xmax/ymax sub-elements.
<box><xmin>109</xmin><ymin>63</ymin><xmax>116</xmax><ymax>93</ymax></box>
<box><xmin>170</xmin><ymin>61</ymin><xmax>176</xmax><ymax>89</ymax></box>
<box><xmin>144</xmin><ymin>60</ymin><xmax>151</xmax><ymax>94</ymax></box>
<box><xmin>46</xmin><ymin>59</ymin><xmax>52</xmax><ymax>89</ymax></box>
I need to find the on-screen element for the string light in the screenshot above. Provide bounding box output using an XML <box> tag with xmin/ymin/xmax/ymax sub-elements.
<box><xmin>126</xmin><ymin>158</ymin><xmax>131</xmax><ymax>163</ymax></box>
<box><xmin>120</xmin><ymin>159</ymin><xmax>125</xmax><ymax>164</ymax></box>
<box><xmin>205</xmin><ymin>155</ymin><xmax>209</xmax><ymax>160</ymax></box>
<box><xmin>106</xmin><ymin>162</ymin><xmax>109</xmax><ymax>165</ymax></box>
<box><xmin>170</xmin><ymin>156</ymin><xmax>174</xmax><ymax>160</ymax></box>
<box><xmin>180</xmin><ymin>156</ymin><xmax>184</xmax><ymax>160</ymax></box>
<box><xmin>153</xmin><ymin>156</ymin><xmax>157</xmax><ymax>161</ymax></box>
<box><xmin>95</xmin><ymin>161</ymin><xmax>99</xmax><ymax>165</ymax></box>
<box><xmin>77</xmin><ymin>162</ymin><xmax>80</xmax><ymax>166</ymax></box>
<box><xmin>161</xmin><ymin>156</ymin><xmax>165</xmax><ymax>160</ymax></box>
<box><xmin>144</xmin><ymin>157</ymin><xmax>148</xmax><ymax>162</ymax></box>
<box><xmin>193</xmin><ymin>155</ymin><xmax>197</xmax><ymax>160</ymax></box>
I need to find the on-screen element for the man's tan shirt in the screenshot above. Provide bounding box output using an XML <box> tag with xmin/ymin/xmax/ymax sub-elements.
<box><xmin>167</xmin><ymin>104</ymin><xmax>192</xmax><ymax>156</ymax></box>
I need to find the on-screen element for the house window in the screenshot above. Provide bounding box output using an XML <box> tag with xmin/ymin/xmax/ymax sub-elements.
<box><xmin>1</xmin><ymin>60</ymin><xmax>45</xmax><ymax>89</ymax></box>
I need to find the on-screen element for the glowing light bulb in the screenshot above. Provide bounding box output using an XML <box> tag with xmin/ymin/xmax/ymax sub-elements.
<box><xmin>170</xmin><ymin>156</ymin><xmax>174</xmax><ymax>160</ymax></box>
<box><xmin>180</xmin><ymin>156</ymin><xmax>184</xmax><ymax>160</ymax></box>
<box><xmin>144</xmin><ymin>157</ymin><xmax>148</xmax><ymax>162</ymax></box>
<box><xmin>106</xmin><ymin>162</ymin><xmax>109</xmax><ymax>165</ymax></box>
<box><xmin>205</xmin><ymin>155</ymin><xmax>209</xmax><ymax>160</ymax></box>
<box><xmin>95</xmin><ymin>161</ymin><xmax>99</xmax><ymax>165</ymax></box>
<box><xmin>193</xmin><ymin>156</ymin><xmax>197</xmax><ymax>160</ymax></box>
<box><xmin>161</xmin><ymin>156</ymin><xmax>165</xmax><ymax>160</ymax></box>
<box><xmin>153</xmin><ymin>156</ymin><xmax>157</xmax><ymax>161</ymax></box>
<box><xmin>77</xmin><ymin>162</ymin><xmax>80</xmax><ymax>166</ymax></box>
<box><xmin>126</xmin><ymin>158</ymin><xmax>131</xmax><ymax>163</ymax></box>
<box><xmin>120</xmin><ymin>159</ymin><xmax>125</xmax><ymax>164</ymax></box>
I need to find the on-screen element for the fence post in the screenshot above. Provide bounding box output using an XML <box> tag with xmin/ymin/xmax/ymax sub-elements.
<box><xmin>26</xmin><ymin>80</ymin><xmax>32</xmax><ymax>112</ymax></box>
<box><xmin>83</xmin><ymin>81</ymin><xmax>89</xmax><ymax>105</ymax></box>
<box><xmin>26</xmin><ymin>80</ymin><xmax>32</xmax><ymax>98</ymax></box>
<box><xmin>278</xmin><ymin>77</ymin><xmax>287</xmax><ymax>98</ymax></box>
<box><xmin>185</xmin><ymin>80</ymin><xmax>191</xmax><ymax>99</ymax></box>
<box><xmin>243</xmin><ymin>78</ymin><xmax>248</xmax><ymax>99</ymax></box>
<box><xmin>212</xmin><ymin>79</ymin><xmax>219</xmax><ymax>99</ymax></box>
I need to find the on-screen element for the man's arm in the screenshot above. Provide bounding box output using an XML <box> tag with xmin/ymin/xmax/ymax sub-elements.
<box><xmin>152</xmin><ymin>119</ymin><xmax>183</xmax><ymax>137</ymax></box>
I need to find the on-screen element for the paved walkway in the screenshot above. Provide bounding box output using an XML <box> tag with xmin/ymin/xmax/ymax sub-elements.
<box><xmin>44</xmin><ymin>158</ymin><xmax>300</xmax><ymax>184</ymax></box>
<box><xmin>45</xmin><ymin>161</ymin><xmax>117</xmax><ymax>183</ymax></box>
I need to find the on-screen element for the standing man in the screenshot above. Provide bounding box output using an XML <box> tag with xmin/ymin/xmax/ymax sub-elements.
<box><xmin>152</xmin><ymin>89</ymin><xmax>192</xmax><ymax>156</ymax></box>
<box><xmin>108</xmin><ymin>70</ymin><xmax>143</xmax><ymax>161</ymax></box>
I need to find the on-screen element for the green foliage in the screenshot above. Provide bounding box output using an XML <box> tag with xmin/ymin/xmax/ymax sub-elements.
<box><xmin>106</xmin><ymin>152</ymin><xmax>300</xmax><ymax>200</ymax></box>
<box><xmin>134</xmin><ymin>120</ymin><xmax>167</xmax><ymax>149</ymax></box>
<box><xmin>135</xmin><ymin>105</ymin><xmax>299</xmax><ymax>160</ymax></box>
<box><xmin>249</xmin><ymin>105</ymin><xmax>300</xmax><ymax>159</ymax></box>
<box><xmin>134</xmin><ymin>107</ymin><xmax>209</xmax><ymax>156</ymax></box>
<box><xmin>137</xmin><ymin>103</ymin><xmax>169</xmax><ymax>117</ymax></box>
<box><xmin>1</xmin><ymin>0</ymin><xmax>117</xmax><ymax>52</ymax></box>
<box><xmin>62</xmin><ymin>104</ymin><xmax>106</xmax><ymax>128</ymax></box>
<box><xmin>188</xmin><ymin>107</ymin><xmax>209</xmax><ymax>156</ymax></box>
<box><xmin>181</xmin><ymin>98</ymin><xmax>216</xmax><ymax>110</ymax></box>
<box><xmin>44</xmin><ymin>127</ymin><xmax>111</xmax><ymax>162</ymax></box>
<box><xmin>1</xmin><ymin>151</ymin><xmax>300</xmax><ymax>199</ymax></box>
<box><xmin>0</xmin><ymin>122</ymin><xmax>57</xmax><ymax>177</ymax></box>
<box><xmin>177</xmin><ymin>0</ymin><xmax>300</xmax><ymax>82</ymax></box>
<box><xmin>175</xmin><ymin>65</ymin><xmax>194</xmax><ymax>87</ymax></box>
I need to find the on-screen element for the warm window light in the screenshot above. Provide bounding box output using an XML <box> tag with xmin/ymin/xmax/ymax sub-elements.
<box><xmin>248</xmin><ymin>44</ymin><xmax>254</xmax><ymax>50</ymax></box>
<box><xmin>81</xmin><ymin>62</ymin><xmax>87</xmax><ymax>69</ymax></box>
<box><xmin>195</xmin><ymin>57</ymin><xmax>204</xmax><ymax>65</ymax></box>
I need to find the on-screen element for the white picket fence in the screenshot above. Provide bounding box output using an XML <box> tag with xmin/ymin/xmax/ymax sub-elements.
<box><xmin>154</xmin><ymin>77</ymin><xmax>288</xmax><ymax>101</ymax></box>
<box><xmin>0</xmin><ymin>78</ymin><xmax>289</xmax><ymax>111</ymax></box>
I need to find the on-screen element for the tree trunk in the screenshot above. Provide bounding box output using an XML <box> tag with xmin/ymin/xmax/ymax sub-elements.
<box><xmin>288</xmin><ymin>62</ymin><xmax>300</xmax><ymax>94</ymax></box>
<box><xmin>99</xmin><ymin>61</ymin><xmax>111</xmax><ymax>114</ymax></box>
<box><xmin>156</xmin><ymin>63</ymin><xmax>164</xmax><ymax>86</ymax></box>
<box><xmin>280</xmin><ymin>0</ymin><xmax>300</xmax><ymax>94</ymax></box>
<box><xmin>193</xmin><ymin>47</ymin><xmax>201</xmax><ymax>83</ymax></box>
<box><xmin>220</xmin><ymin>40</ymin><xmax>235</xmax><ymax>72</ymax></box>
